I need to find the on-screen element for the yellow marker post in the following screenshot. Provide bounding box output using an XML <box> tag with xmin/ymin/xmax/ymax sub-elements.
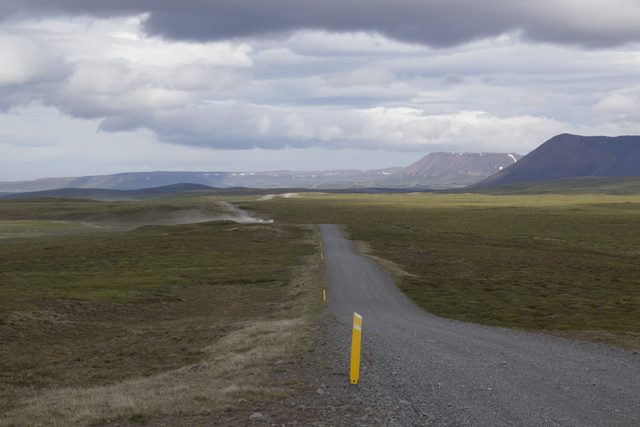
<box><xmin>321</xmin><ymin>253</ymin><xmax>324</xmax><ymax>260</ymax></box>
<box><xmin>323</xmin><ymin>290</ymin><xmax>326</xmax><ymax>301</ymax></box>
<box><xmin>350</xmin><ymin>312</ymin><xmax>363</xmax><ymax>391</ymax></box>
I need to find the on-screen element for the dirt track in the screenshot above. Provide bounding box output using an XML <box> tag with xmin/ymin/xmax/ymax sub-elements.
<box><xmin>320</xmin><ymin>223</ymin><xmax>640</xmax><ymax>426</ymax></box>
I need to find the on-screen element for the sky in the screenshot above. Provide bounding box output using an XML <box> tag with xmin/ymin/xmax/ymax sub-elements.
<box><xmin>2</xmin><ymin>0</ymin><xmax>640</xmax><ymax>181</ymax></box>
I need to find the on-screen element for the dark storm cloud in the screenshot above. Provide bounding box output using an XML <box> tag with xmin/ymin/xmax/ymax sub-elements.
<box><xmin>2</xmin><ymin>0</ymin><xmax>640</xmax><ymax>48</ymax></box>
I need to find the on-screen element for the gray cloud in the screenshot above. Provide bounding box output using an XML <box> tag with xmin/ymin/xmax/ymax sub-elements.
<box><xmin>3</xmin><ymin>0</ymin><xmax>640</xmax><ymax>48</ymax></box>
<box><xmin>2</xmin><ymin>2</ymin><xmax>640</xmax><ymax>172</ymax></box>
<box><xmin>440</xmin><ymin>74</ymin><xmax>464</xmax><ymax>85</ymax></box>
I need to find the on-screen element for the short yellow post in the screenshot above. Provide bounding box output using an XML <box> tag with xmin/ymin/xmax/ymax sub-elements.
<box><xmin>323</xmin><ymin>290</ymin><xmax>326</xmax><ymax>301</ymax></box>
<box><xmin>350</xmin><ymin>312</ymin><xmax>363</xmax><ymax>389</ymax></box>
<box><xmin>321</xmin><ymin>253</ymin><xmax>323</xmax><ymax>260</ymax></box>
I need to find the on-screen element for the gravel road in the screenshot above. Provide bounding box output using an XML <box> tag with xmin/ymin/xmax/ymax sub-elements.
<box><xmin>320</xmin><ymin>224</ymin><xmax>640</xmax><ymax>426</ymax></box>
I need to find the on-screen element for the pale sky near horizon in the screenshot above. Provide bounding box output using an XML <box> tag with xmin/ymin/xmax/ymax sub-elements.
<box><xmin>2</xmin><ymin>0</ymin><xmax>640</xmax><ymax>180</ymax></box>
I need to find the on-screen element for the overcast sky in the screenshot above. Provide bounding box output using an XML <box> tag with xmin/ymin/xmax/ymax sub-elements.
<box><xmin>2</xmin><ymin>0</ymin><xmax>640</xmax><ymax>180</ymax></box>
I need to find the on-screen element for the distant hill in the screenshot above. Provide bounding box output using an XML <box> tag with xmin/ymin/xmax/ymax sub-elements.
<box><xmin>387</xmin><ymin>152</ymin><xmax>522</xmax><ymax>186</ymax></box>
<box><xmin>475</xmin><ymin>134</ymin><xmax>640</xmax><ymax>187</ymax></box>
<box><xmin>0</xmin><ymin>183</ymin><xmax>216</xmax><ymax>201</ymax></box>
<box><xmin>0</xmin><ymin>168</ymin><xmax>403</xmax><ymax>193</ymax></box>
<box><xmin>0</xmin><ymin>151</ymin><xmax>529</xmax><ymax>193</ymax></box>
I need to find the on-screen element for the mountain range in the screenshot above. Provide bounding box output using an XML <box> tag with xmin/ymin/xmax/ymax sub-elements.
<box><xmin>4</xmin><ymin>133</ymin><xmax>639</xmax><ymax>195</ymax></box>
<box><xmin>0</xmin><ymin>152</ymin><xmax>521</xmax><ymax>193</ymax></box>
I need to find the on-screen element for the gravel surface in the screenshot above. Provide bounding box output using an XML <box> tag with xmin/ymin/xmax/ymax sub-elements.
<box><xmin>319</xmin><ymin>223</ymin><xmax>640</xmax><ymax>426</ymax></box>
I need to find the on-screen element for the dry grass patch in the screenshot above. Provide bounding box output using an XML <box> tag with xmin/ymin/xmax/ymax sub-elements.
<box><xmin>1</xmin><ymin>249</ymin><xmax>324</xmax><ymax>427</ymax></box>
<box><xmin>1</xmin><ymin>318</ymin><xmax>304</xmax><ymax>427</ymax></box>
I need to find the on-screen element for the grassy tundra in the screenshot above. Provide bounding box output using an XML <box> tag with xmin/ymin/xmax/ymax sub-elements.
<box><xmin>242</xmin><ymin>192</ymin><xmax>640</xmax><ymax>349</ymax></box>
<box><xmin>2</xmin><ymin>187</ymin><xmax>640</xmax><ymax>424</ymax></box>
<box><xmin>0</xmin><ymin>197</ymin><xmax>321</xmax><ymax>426</ymax></box>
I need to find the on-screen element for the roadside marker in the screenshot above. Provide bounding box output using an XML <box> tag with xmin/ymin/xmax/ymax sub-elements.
<box><xmin>323</xmin><ymin>290</ymin><xmax>326</xmax><ymax>301</ymax></box>
<box><xmin>321</xmin><ymin>253</ymin><xmax>323</xmax><ymax>260</ymax></box>
<box><xmin>350</xmin><ymin>312</ymin><xmax>363</xmax><ymax>391</ymax></box>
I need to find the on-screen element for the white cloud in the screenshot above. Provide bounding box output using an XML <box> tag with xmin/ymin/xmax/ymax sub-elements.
<box><xmin>0</xmin><ymin>33</ymin><xmax>55</xmax><ymax>86</ymax></box>
<box><xmin>107</xmin><ymin>37</ymin><xmax>253</xmax><ymax>69</ymax></box>
<box><xmin>65</xmin><ymin>61</ymin><xmax>143</xmax><ymax>95</ymax></box>
<box><xmin>120</xmin><ymin>101</ymin><xmax>568</xmax><ymax>155</ymax></box>
<box><xmin>591</xmin><ymin>91</ymin><xmax>640</xmax><ymax>113</ymax></box>
<box><xmin>352</xmin><ymin>108</ymin><xmax>568</xmax><ymax>152</ymax></box>
<box><xmin>54</xmin><ymin>60</ymin><xmax>192</xmax><ymax>122</ymax></box>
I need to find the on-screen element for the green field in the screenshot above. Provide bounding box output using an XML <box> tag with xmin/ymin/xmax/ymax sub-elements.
<box><xmin>0</xmin><ymin>197</ymin><xmax>321</xmax><ymax>426</ymax></box>
<box><xmin>242</xmin><ymin>192</ymin><xmax>640</xmax><ymax>349</ymax></box>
